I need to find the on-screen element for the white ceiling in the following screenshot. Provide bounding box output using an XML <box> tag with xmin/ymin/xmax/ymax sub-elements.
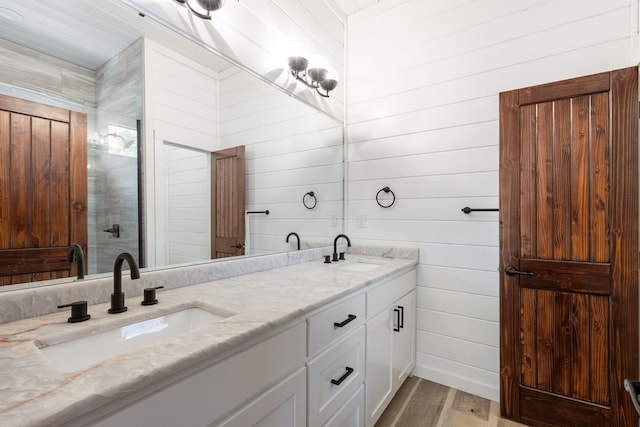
<box><xmin>329</xmin><ymin>0</ymin><xmax>383</xmax><ymax>16</ymax></box>
<box><xmin>0</xmin><ymin>0</ymin><xmax>232</xmax><ymax>72</ymax></box>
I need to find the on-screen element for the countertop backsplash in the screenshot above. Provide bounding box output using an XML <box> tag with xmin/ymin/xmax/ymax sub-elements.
<box><xmin>0</xmin><ymin>245</ymin><xmax>418</xmax><ymax>324</ymax></box>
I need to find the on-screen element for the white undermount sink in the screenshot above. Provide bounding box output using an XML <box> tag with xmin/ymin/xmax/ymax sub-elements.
<box><xmin>338</xmin><ymin>261</ymin><xmax>383</xmax><ymax>272</ymax></box>
<box><xmin>40</xmin><ymin>307</ymin><xmax>227</xmax><ymax>372</ymax></box>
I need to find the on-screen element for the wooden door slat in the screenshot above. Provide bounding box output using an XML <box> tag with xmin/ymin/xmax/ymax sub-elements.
<box><xmin>536</xmin><ymin>102</ymin><xmax>553</xmax><ymax>258</ymax></box>
<box><xmin>0</xmin><ymin>94</ymin><xmax>70</xmax><ymax>123</ymax></box>
<box><xmin>590</xmin><ymin>295</ymin><xmax>609</xmax><ymax>405</ymax></box>
<box><xmin>0</xmin><ymin>111</ymin><xmax>9</xmax><ymax>250</ymax></box>
<box><xmin>520</xmin><ymin>105</ymin><xmax>537</xmax><ymax>258</ymax></box>
<box><xmin>520</xmin><ymin>387</ymin><xmax>610</xmax><ymax>427</ymax></box>
<box><xmin>571</xmin><ymin>293</ymin><xmax>590</xmax><ymax>400</ymax></box>
<box><xmin>31</xmin><ymin>117</ymin><xmax>51</xmax><ymax>249</ymax></box>
<box><xmin>10</xmin><ymin>114</ymin><xmax>31</xmax><ymax>249</ymax></box>
<box><xmin>570</xmin><ymin>96</ymin><xmax>590</xmax><ymax>261</ymax></box>
<box><xmin>589</xmin><ymin>92</ymin><xmax>609</xmax><ymax>263</ymax></box>
<box><xmin>553</xmin><ymin>291</ymin><xmax>572</xmax><ymax>396</ymax></box>
<box><xmin>552</xmin><ymin>99</ymin><xmax>572</xmax><ymax>260</ymax></box>
<box><xmin>536</xmin><ymin>290</ymin><xmax>554</xmax><ymax>392</ymax></box>
<box><xmin>518</xmin><ymin>72</ymin><xmax>610</xmax><ymax>105</ymax></box>
<box><xmin>0</xmin><ymin>247</ymin><xmax>71</xmax><ymax>275</ymax></box>
<box><xmin>51</xmin><ymin>121</ymin><xmax>70</xmax><ymax>247</ymax></box>
<box><xmin>499</xmin><ymin>89</ymin><xmax>522</xmax><ymax>419</ymax></box>
<box><xmin>519</xmin><ymin>259</ymin><xmax>610</xmax><ymax>295</ymax></box>
<box><xmin>521</xmin><ymin>288</ymin><xmax>537</xmax><ymax>387</ymax></box>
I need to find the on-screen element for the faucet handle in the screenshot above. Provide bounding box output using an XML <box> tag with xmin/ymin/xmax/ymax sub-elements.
<box><xmin>141</xmin><ymin>286</ymin><xmax>164</xmax><ymax>306</ymax></box>
<box><xmin>58</xmin><ymin>301</ymin><xmax>90</xmax><ymax>323</ymax></box>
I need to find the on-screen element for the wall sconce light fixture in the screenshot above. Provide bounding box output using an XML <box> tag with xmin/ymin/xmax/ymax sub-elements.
<box><xmin>174</xmin><ymin>0</ymin><xmax>225</xmax><ymax>20</ymax></box>
<box><xmin>287</xmin><ymin>55</ymin><xmax>338</xmax><ymax>98</ymax></box>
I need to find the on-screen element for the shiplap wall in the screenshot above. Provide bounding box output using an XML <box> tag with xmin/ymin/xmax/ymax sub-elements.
<box><xmin>218</xmin><ymin>68</ymin><xmax>344</xmax><ymax>254</ymax></box>
<box><xmin>164</xmin><ymin>144</ymin><xmax>211</xmax><ymax>265</ymax></box>
<box><xmin>127</xmin><ymin>0</ymin><xmax>345</xmax><ymax>121</ymax></box>
<box><xmin>346</xmin><ymin>0</ymin><xmax>635</xmax><ymax>401</ymax></box>
<box><xmin>144</xmin><ymin>39</ymin><xmax>218</xmax><ymax>267</ymax></box>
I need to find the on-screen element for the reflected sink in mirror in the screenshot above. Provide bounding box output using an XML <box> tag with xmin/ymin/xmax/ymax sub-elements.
<box><xmin>40</xmin><ymin>308</ymin><xmax>228</xmax><ymax>372</ymax></box>
<box><xmin>338</xmin><ymin>261</ymin><xmax>384</xmax><ymax>272</ymax></box>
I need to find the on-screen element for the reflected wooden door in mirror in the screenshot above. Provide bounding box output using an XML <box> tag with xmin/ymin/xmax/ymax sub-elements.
<box><xmin>212</xmin><ymin>145</ymin><xmax>245</xmax><ymax>259</ymax></box>
<box><xmin>0</xmin><ymin>94</ymin><xmax>87</xmax><ymax>285</ymax></box>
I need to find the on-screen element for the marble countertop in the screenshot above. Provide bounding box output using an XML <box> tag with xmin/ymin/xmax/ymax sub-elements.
<box><xmin>0</xmin><ymin>253</ymin><xmax>416</xmax><ymax>426</ymax></box>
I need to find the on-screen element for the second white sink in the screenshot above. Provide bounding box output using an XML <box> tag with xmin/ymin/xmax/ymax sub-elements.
<box><xmin>338</xmin><ymin>261</ymin><xmax>383</xmax><ymax>272</ymax></box>
<box><xmin>40</xmin><ymin>307</ymin><xmax>227</xmax><ymax>373</ymax></box>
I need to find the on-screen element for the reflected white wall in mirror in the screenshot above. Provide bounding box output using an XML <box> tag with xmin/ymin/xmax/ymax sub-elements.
<box><xmin>0</xmin><ymin>0</ymin><xmax>344</xmax><ymax>290</ymax></box>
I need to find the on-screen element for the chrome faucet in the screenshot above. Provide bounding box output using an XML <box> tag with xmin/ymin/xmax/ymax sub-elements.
<box><xmin>333</xmin><ymin>234</ymin><xmax>351</xmax><ymax>262</ymax></box>
<box><xmin>67</xmin><ymin>244</ymin><xmax>85</xmax><ymax>280</ymax></box>
<box><xmin>109</xmin><ymin>252</ymin><xmax>140</xmax><ymax>314</ymax></box>
<box><xmin>286</xmin><ymin>232</ymin><xmax>300</xmax><ymax>250</ymax></box>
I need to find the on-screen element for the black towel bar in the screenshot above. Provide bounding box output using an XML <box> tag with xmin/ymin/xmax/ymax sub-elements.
<box><xmin>246</xmin><ymin>210</ymin><xmax>270</xmax><ymax>215</ymax></box>
<box><xmin>461</xmin><ymin>207</ymin><xmax>499</xmax><ymax>214</ymax></box>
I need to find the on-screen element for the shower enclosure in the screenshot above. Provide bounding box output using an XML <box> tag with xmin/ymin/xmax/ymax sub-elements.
<box><xmin>87</xmin><ymin>116</ymin><xmax>142</xmax><ymax>274</ymax></box>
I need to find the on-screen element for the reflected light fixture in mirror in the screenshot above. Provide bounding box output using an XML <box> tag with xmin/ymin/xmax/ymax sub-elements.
<box><xmin>174</xmin><ymin>0</ymin><xmax>225</xmax><ymax>20</ymax></box>
<box><xmin>287</xmin><ymin>54</ymin><xmax>338</xmax><ymax>98</ymax></box>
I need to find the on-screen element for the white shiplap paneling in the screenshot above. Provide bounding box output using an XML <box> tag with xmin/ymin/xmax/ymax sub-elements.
<box><xmin>219</xmin><ymin>68</ymin><xmax>344</xmax><ymax>254</ymax></box>
<box><xmin>165</xmin><ymin>145</ymin><xmax>211</xmax><ymax>264</ymax></box>
<box><xmin>127</xmin><ymin>0</ymin><xmax>345</xmax><ymax>121</ymax></box>
<box><xmin>346</xmin><ymin>0</ymin><xmax>635</xmax><ymax>401</ymax></box>
<box><xmin>144</xmin><ymin>39</ymin><xmax>218</xmax><ymax>266</ymax></box>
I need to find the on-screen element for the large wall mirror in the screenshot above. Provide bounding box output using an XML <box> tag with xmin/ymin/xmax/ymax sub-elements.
<box><xmin>0</xmin><ymin>0</ymin><xmax>344</xmax><ymax>289</ymax></box>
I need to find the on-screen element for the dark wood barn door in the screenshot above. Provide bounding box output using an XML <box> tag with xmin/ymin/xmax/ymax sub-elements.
<box><xmin>211</xmin><ymin>145</ymin><xmax>245</xmax><ymax>259</ymax></box>
<box><xmin>0</xmin><ymin>94</ymin><xmax>87</xmax><ymax>284</ymax></box>
<box><xmin>499</xmin><ymin>67</ymin><xmax>638</xmax><ymax>426</ymax></box>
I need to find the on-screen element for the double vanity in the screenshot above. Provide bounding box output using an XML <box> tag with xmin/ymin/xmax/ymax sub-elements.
<box><xmin>0</xmin><ymin>245</ymin><xmax>418</xmax><ymax>426</ymax></box>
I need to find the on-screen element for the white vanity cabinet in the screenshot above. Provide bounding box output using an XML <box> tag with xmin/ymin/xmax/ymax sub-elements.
<box><xmin>364</xmin><ymin>270</ymin><xmax>417</xmax><ymax>427</ymax></box>
<box><xmin>72</xmin><ymin>265</ymin><xmax>416</xmax><ymax>427</ymax></box>
<box><xmin>90</xmin><ymin>322</ymin><xmax>307</xmax><ymax>427</ymax></box>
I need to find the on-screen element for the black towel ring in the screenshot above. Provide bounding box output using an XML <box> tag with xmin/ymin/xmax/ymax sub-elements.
<box><xmin>303</xmin><ymin>191</ymin><xmax>317</xmax><ymax>209</ymax></box>
<box><xmin>376</xmin><ymin>187</ymin><xmax>395</xmax><ymax>208</ymax></box>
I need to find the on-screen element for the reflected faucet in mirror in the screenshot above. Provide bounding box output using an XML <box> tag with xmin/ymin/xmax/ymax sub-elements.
<box><xmin>333</xmin><ymin>234</ymin><xmax>351</xmax><ymax>262</ymax></box>
<box><xmin>109</xmin><ymin>252</ymin><xmax>140</xmax><ymax>314</ymax></box>
<box><xmin>286</xmin><ymin>232</ymin><xmax>300</xmax><ymax>251</ymax></box>
<box><xmin>67</xmin><ymin>244</ymin><xmax>85</xmax><ymax>280</ymax></box>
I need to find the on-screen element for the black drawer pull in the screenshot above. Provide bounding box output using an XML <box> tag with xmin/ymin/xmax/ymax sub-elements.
<box><xmin>394</xmin><ymin>307</ymin><xmax>401</xmax><ymax>332</ymax></box>
<box><xmin>331</xmin><ymin>367</ymin><xmax>354</xmax><ymax>386</ymax></box>
<box><xmin>334</xmin><ymin>314</ymin><xmax>356</xmax><ymax>328</ymax></box>
<box><xmin>398</xmin><ymin>305</ymin><xmax>405</xmax><ymax>329</ymax></box>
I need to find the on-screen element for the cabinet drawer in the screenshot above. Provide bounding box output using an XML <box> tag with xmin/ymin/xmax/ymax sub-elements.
<box><xmin>308</xmin><ymin>293</ymin><xmax>365</xmax><ymax>355</ymax></box>
<box><xmin>367</xmin><ymin>269</ymin><xmax>416</xmax><ymax>318</ymax></box>
<box><xmin>308</xmin><ymin>326</ymin><xmax>365</xmax><ymax>427</ymax></box>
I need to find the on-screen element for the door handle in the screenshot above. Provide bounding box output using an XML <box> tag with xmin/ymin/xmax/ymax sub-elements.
<box><xmin>505</xmin><ymin>265</ymin><xmax>534</xmax><ymax>276</ymax></box>
<box><xmin>230</xmin><ymin>243</ymin><xmax>245</xmax><ymax>249</ymax></box>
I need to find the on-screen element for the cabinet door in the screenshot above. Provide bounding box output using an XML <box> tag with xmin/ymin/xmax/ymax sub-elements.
<box><xmin>217</xmin><ymin>368</ymin><xmax>306</xmax><ymax>427</ymax></box>
<box><xmin>365</xmin><ymin>307</ymin><xmax>393</xmax><ymax>427</ymax></box>
<box><xmin>392</xmin><ymin>290</ymin><xmax>416</xmax><ymax>385</ymax></box>
<box><xmin>323</xmin><ymin>384</ymin><xmax>365</xmax><ymax>427</ymax></box>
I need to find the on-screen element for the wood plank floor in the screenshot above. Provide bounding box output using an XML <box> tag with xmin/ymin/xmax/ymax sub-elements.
<box><xmin>376</xmin><ymin>377</ymin><xmax>530</xmax><ymax>427</ymax></box>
